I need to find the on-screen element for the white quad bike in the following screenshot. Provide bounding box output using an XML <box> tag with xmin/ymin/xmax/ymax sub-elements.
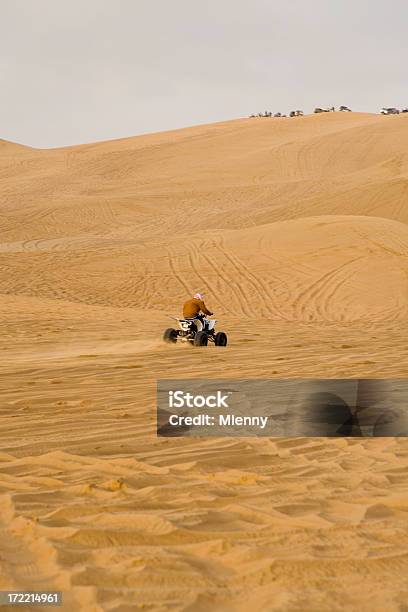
<box><xmin>163</xmin><ymin>315</ymin><xmax>228</xmax><ymax>347</ymax></box>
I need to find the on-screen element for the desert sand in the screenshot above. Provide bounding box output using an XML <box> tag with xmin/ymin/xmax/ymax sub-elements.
<box><xmin>1</xmin><ymin>112</ymin><xmax>408</xmax><ymax>611</ymax></box>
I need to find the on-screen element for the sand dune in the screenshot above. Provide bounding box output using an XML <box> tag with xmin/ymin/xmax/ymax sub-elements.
<box><xmin>1</xmin><ymin>113</ymin><xmax>408</xmax><ymax>610</ymax></box>
<box><xmin>2</xmin><ymin>212</ymin><xmax>408</xmax><ymax>321</ymax></box>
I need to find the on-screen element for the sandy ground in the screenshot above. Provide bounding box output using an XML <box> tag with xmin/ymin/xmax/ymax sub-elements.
<box><xmin>1</xmin><ymin>112</ymin><xmax>408</xmax><ymax>611</ymax></box>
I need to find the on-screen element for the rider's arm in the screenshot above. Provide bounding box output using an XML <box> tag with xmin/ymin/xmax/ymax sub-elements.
<box><xmin>199</xmin><ymin>300</ymin><xmax>213</xmax><ymax>316</ymax></box>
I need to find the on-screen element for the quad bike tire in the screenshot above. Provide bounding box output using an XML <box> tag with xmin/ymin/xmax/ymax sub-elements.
<box><xmin>194</xmin><ymin>331</ymin><xmax>208</xmax><ymax>346</ymax></box>
<box><xmin>215</xmin><ymin>331</ymin><xmax>228</xmax><ymax>346</ymax></box>
<box><xmin>163</xmin><ymin>328</ymin><xmax>178</xmax><ymax>343</ymax></box>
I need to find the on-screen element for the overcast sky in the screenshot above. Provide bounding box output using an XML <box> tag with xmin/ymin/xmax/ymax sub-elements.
<box><xmin>1</xmin><ymin>0</ymin><xmax>406</xmax><ymax>148</ymax></box>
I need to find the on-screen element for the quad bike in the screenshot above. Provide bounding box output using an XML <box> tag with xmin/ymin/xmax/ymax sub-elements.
<box><xmin>163</xmin><ymin>315</ymin><xmax>228</xmax><ymax>347</ymax></box>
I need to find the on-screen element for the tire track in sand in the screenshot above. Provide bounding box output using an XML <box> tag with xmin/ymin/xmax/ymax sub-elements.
<box><xmin>292</xmin><ymin>255</ymin><xmax>366</xmax><ymax>320</ymax></box>
<box><xmin>215</xmin><ymin>236</ymin><xmax>284</xmax><ymax>318</ymax></box>
<box><xmin>190</xmin><ymin>244</ymin><xmax>250</xmax><ymax>317</ymax></box>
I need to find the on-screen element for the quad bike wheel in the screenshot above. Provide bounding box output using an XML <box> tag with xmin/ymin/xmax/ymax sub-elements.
<box><xmin>163</xmin><ymin>328</ymin><xmax>178</xmax><ymax>343</ymax></box>
<box><xmin>215</xmin><ymin>331</ymin><xmax>228</xmax><ymax>346</ymax></box>
<box><xmin>194</xmin><ymin>331</ymin><xmax>208</xmax><ymax>346</ymax></box>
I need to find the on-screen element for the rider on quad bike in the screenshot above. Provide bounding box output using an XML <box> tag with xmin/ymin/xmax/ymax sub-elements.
<box><xmin>183</xmin><ymin>293</ymin><xmax>213</xmax><ymax>331</ymax></box>
<box><xmin>163</xmin><ymin>293</ymin><xmax>227</xmax><ymax>346</ymax></box>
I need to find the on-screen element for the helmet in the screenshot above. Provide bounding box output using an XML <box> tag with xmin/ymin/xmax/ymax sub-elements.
<box><xmin>194</xmin><ymin>293</ymin><xmax>204</xmax><ymax>300</ymax></box>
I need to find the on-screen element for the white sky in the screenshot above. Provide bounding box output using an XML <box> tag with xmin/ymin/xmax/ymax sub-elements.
<box><xmin>1</xmin><ymin>0</ymin><xmax>407</xmax><ymax>147</ymax></box>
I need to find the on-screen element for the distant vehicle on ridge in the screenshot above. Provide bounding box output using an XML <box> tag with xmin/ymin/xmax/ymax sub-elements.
<box><xmin>381</xmin><ymin>107</ymin><xmax>400</xmax><ymax>115</ymax></box>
